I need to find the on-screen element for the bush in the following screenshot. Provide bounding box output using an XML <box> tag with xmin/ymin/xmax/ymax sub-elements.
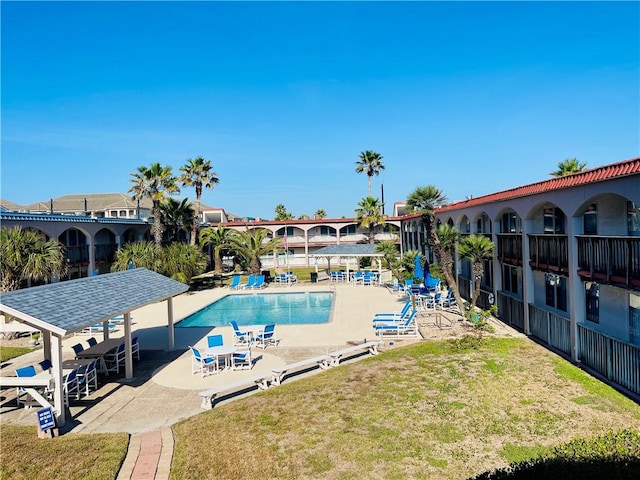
<box><xmin>470</xmin><ymin>429</ymin><xmax>640</xmax><ymax>479</ymax></box>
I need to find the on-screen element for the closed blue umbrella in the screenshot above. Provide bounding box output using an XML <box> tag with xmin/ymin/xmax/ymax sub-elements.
<box><xmin>414</xmin><ymin>256</ymin><xmax>424</xmax><ymax>282</ymax></box>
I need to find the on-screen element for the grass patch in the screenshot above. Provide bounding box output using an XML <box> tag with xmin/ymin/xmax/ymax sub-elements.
<box><xmin>0</xmin><ymin>345</ymin><xmax>33</xmax><ymax>362</ymax></box>
<box><xmin>0</xmin><ymin>425</ymin><xmax>128</xmax><ymax>480</ymax></box>
<box><xmin>171</xmin><ymin>337</ymin><xmax>640</xmax><ymax>479</ymax></box>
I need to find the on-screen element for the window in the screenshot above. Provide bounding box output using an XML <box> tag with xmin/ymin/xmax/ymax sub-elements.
<box><xmin>628</xmin><ymin>201</ymin><xmax>640</xmax><ymax>237</ymax></box>
<box><xmin>480</xmin><ymin>259</ymin><xmax>493</xmax><ymax>289</ymax></box>
<box><xmin>583</xmin><ymin>203</ymin><xmax>597</xmax><ymax>235</ymax></box>
<box><xmin>319</xmin><ymin>226</ymin><xmax>334</xmax><ymax>236</ymax></box>
<box><xmin>543</xmin><ymin>207</ymin><xmax>565</xmax><ymax>234</ymax></box>
<box><xmin>502</xmin><ymin>265</ymin><xmax>521</xmax><ymax>295</ymax></box>
<box><xmin>476</xmin><ymin>213</ymin><xmax>491</xmax><ymax>234</ymax></box>
<box><xmin>501</xmin><ymin>212</ymin><xmax>522</xmax><ymax>233</ymax></box>
<box><xmin>460</xmin><ymin>217</ymin><xmax>470</xmax><ymax>233</ymax></box>
<box><xmin>585</xmin><ymin>282</ymin><xmax>599</xmax><ymax>323</ymax></box>
<box><xmin>545</xmin><ymin>274</ymin><xmax>567</xmax><ymax>311</ymax></box>
<box><xmin>340</xmin><ymin>225</ymin><xmax>356</xmax><ymax>235</ymax></box>
<box><xmin>277</xmin><ymin>227</ymin><xmax>294</xmax><ymax>237</ymax></box>
<box><xmin>119</xmin><ymin>210</ymin><xmax>127</xmax><ymax>217</ymax></box>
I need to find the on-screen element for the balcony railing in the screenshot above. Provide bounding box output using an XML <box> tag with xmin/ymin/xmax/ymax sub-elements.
<box><xmin>307</xmin><ymin>234</ymin><xmax>337</xmax><ymax>244</ymax></box>
<box><xmin>497</xmin><ymin>233</ymin><xmax>523</xmax><ymax>266</ymax></box>
<box><xmin>95</xmin><ymin>243</ymin><xmax>118</xmax><ymax>264</ymax></box>
<box><xmin>496</xmin><ymin>291</ymin><xmax>524</xmax><ymax>331</ymax></box>
<box><xmin>528</xmin><ymin>304</ymin><xmax>571</xmax><ymax>355</ymax></box>
<box><xmin>528</xmin><ymin>234</ymin><xmax>568</xmax><ymax>273</ymax></box>
<box><xmin>576</xmin><ymin>235</ymin><xmax>640</xmax><ymax>288</ymax></box>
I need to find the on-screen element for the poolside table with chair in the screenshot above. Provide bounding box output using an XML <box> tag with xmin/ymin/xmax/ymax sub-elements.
<box><xmin>204</xmin><ymin>345</ymin><xmax>238</xmax><ymax>372</ymax></box>
<box><xmin>75</xmin><ymin>337</ymin><xmax>123</xmax><ymax>372</ymax></box>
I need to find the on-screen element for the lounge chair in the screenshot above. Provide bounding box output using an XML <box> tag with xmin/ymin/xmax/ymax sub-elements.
<box><xmin>77</xmin><ymin>359</ymin><xmax>98</xmax><ymax>396</ymax></box>
<box><xmin>132</xmin><ymin>335</ymin><xmax>140</xmax><ymax>360</ymax></box>
<box><xmin>189</xmin><ymin>346</ymin><xmax>217</xmax><ymax>377</ymax></box>
<box><xmin>63</xmin><ymin>369</ymin><xmax>80</xmax><ymax>405</ymax></box>
<box><xmin>250</xmin><ymin>275</ymin><xmax>267</xmax><ymax>289</ymax></box>
<box><xmin>255</xmin><ymin>324</ymin><xmax>277</xmax><ymax>349</ymax></box>
<box><xmin>71</xmin><ymin>343</ymin><xmax>84</xmax><ymax>357</ymax></box>
<box><xmin>228</xmin><ymin>275</ymin><xmax>241</xmax><ymax>290</ymax></box>
<box><xmin>38</xmin><ymin>359</ymin><xmax>52</xmax><ymax>371</ymax></box>
<box><xmin>15</xmin><ymin>365</ymin><xmax>37</xmax><ymax>406</ymax></box>
<box><xmin>374</xmin><ymin>310</ymin><xmax>419</xmax><ymax>338</ymax></box>
<box><xmin>230</xmin><ymin>320</ymin><xmax>250</xmax><ymax>345</ymax></box>
<box><xmin>104</xmin><ymin>343</ymin><xmax>125</xmax><ymax>374</ymax></box>
<box><xmin>373</xmin><ymin>301</ymin><xmax>412</xmax><ymax>323</ymax></box>
<box><xmin>86</xmin><ymin>337</ymin><xmax>98</xmax><ymax>347</ymax></box>
<box><xmin>241</xmin><ymin>274</ymin><xmax>256</xmax><ymax>289</ymax></box>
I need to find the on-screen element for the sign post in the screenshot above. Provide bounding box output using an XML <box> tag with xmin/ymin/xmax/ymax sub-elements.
<box><xmin>36</xmin><ymin>406</ymin><xmax>57</xmax><ymax>439</ymax></box>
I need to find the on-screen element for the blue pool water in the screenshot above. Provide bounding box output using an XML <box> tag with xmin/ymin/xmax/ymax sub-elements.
<box><xmin>176</xmin><ymin>292</ymin><xmax>334</xmax><ymax>328</ymax></box>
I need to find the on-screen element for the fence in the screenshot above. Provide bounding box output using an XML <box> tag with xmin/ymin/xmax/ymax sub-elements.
<box><xmin>496</xmin><ymin>292</ymin><xmax>524</xmax><ymax>331</ymax></box>
<box><xmin>528</xmin><ymin>304</ymin><xmax>571</xmax><ymax>355</ymax></box>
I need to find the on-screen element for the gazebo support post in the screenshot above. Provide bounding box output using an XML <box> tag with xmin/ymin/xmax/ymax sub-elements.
<box><xmin>124</xmin><ymin>312</ymin><xmax>133</xmax><ymax>380</ymax></box>
<box><xmin>167</xmin><ymin>297</ymin><xmax>175</xmax><ymax>350</ymax></box>
<box><xmin>51</xmin><ymin>334</ymin><xmax>65</xmax><ymax>426</ymax></box>
<box><xmin>42</xmin><ymin>330</ymin><xmax>52</xmax><ymax>363</ymax></box>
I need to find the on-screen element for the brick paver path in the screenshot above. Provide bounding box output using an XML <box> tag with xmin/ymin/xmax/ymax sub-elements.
<box><xmin>117</xmin><ymin>427</ymin><xmax>174</xmax><ymax>480</ymax></box>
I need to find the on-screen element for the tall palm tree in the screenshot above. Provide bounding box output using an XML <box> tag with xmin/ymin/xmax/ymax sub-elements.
<box><xmin>550</xmin><ymin>158</ymin><xmax>587</xmax><ymax>177</ymax></box>
<box><xmin>355</xmin><ymin>196</ymin><xmax>386</xmax><ymax>244</ymax></box>
<box><xmin>436</xmin><ymin>224</ymin><xmax>465</xmax><ymax>312</ymax></box>
<box><xmin>355</xmin><ymin>150</ymin><xmax>385</xmax><ymax>197</ymax></box>
<box><xmin>160</xmin><ymin>198</ymin><xmax>195</xmax><ymax>242</ymax></box>
<box><xmin>111</xmin><ymin>241</ymin><xmax>163</xmax><ymax>273</ymax></box>
<box><xmin>0</xmin><ymin>227</ymin><xmax>67</xmax><ymax>291</ymax></box>
<box><xmin>230</xmin><ymin>228</ymin><xmax>282</xmax><ymax>274</ymax></box>
<box><xmin>179</xmin><ymin>156</ymin><xmax>219</xmax><ymax>246</ymax></box>
<box><xmin>129</xmin><ymin>163</ymin><xmax>180</xmax><ymax>246</ymax></box>
<box><xmin>457</xmin><ymin>234</ymin><xmax>495</xmax><ymax>313</ymax></box>
<box><xmin>406</xmin><ymin>185</ymin><xmax>448</xmax><ymax>255</ymax></box>
<box><xmin>274</xmin><ymin>204</ymin><xmax>294</xmax><ymax>221</ymax></box>
<box><xmin>199</xmin><ymin>224</ymin><xmax>234</xmax><ymax>273</ymax></box>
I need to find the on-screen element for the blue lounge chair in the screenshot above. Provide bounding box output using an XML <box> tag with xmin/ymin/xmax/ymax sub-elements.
<box><xmin>207</xmin><ymin>334</ymin><xmax>224</xmax><ymax>348</ymax></box>
<box><xmin>374</xmin><ymin>310</ymin><xmax>418</xmax><ymax>338</ymax></box>
<box><xmin>250</xmin><ymin>275</ymin><xmax>266</xmax><ymax>289</ymax></box>
<box><xmin>241</xmin><ymin>274</ymin><xmax>256</xmax><ymax>289</ymax></box>
<box><xmin>15</xmin><ymin>365</ymin><xmax>37</xmax><ymax>406</ymax></box>
<box><xmin>373</xmin><ymin>301</ymin><xmax>412</xmax><ymax>323</ymax></box>
<box><xmin>232</xmin><ymin>346</ymin><xmax>253</xmax><ymax>370</ymax></box>
<box><xmin>228</xmin><ymin>275</ymin><xmax>241</xmax><ymax>290</ymax></box>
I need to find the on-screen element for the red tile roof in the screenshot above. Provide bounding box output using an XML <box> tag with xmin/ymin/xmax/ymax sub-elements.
<box><xmin>437</xmin><ymin>156</ymin><xmax>640</xmax><ymax>213</ymax></box>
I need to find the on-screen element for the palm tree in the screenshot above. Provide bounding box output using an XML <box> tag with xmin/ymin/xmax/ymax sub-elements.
<box><xmin>314</xmin><ymin>209</ymin><xmax>327</xmax><ymax>219</ymax></box>
<box><xmin>1</xmin><ymin>227</ymin><xmax>67</xmax><ymax>291</ymax></box>
<box><xmin>230</xmin><ymin>228</ymin><xmax>282</xmax><ymax>274</ymax></box>
<box><xmin>355</xmin><ymin>196</ymin><xmax>386</xmax><ymax>244</ymax></box>
<box><xmin>129</xmin><ymin>163</ymin><xmax>180</xmax><ymax>246</ymax></box>
<box><xmin>111</xmin><ymin>241</ymin><xmax>163</xmax><ymax>273</ymax></box>
<box><xmin>355</xmin><ymin>150</ymin><xmax>385</xmax><ymax>197</ymax></box>
<box><xmin>199</xmin><ymin>224</ymin><xmax>234</xmax><ymax>273</ymax></box>
<box><xmin>457</xmin><ymin>234</ymin><xmax>495</xmax><ymax>313</ymax></box>
<box><xmin>162</xmin><ymin>242</ymin><xmax>208</xmax><ymax>284</ymax></box>
<box><xmin>436</xmin><ymin>224</ymin><xmax>465</xmax><ymax>312</ymax></box>
<box><xmin>179</xmin><ymin>156</ymin><xmax>219</xmax><ymax>246</ymax></box>
<box><xmin>550</xmin><ymin>157</ymin><xmax>587</xmax><ymax>177</ymax></box>
<box><xmin>375</xmin><ymin>241</ymin><xmax>403</xmax><ymax>281</ymax></box>
<box><xmin>274</xmin><ymin>204</ymin><xmax>294</xmax><ymax>221</ymax></box>
<box><xmin>160</xmin><ymin>198</ymin><xmax>195</xmax><ymax>242</ymax></box>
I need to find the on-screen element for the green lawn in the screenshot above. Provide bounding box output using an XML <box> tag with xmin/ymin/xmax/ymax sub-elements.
<box><xmin>2</xmin><ymin>337</ymin><xmax>638</xmax><ymax>479</ymax></box>
<box><xmin>171</xmin><ymin>337</ymin><xmax>640</xmax><ymax>479</ymax></box>
<box><xmin>0</xmin><ymin>345</ymin><xmax>33</xmax><ymax>363</ymax></box>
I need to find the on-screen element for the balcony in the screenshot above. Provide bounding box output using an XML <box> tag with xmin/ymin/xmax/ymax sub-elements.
<box><xmin>528</xmin><ymin>234</ymin><xmax>568</xmax><ymax>274</ymax></box>
<box><xmin>577</xmin><ymin>235</ymin><xmax>640</xmax><ymax>288</ymax></box>
<box><xmin>95</xmin><ymin>243</ymin><xmax>118</xmax><ymax>264</ymax></box>
<box><xmin>307</xmin><ymin>234</ymin><xmax>338</xmax><ymax>245</ymax></box>
<box><xmin>65</xmin><ymin>245</ymin><xmax>90</xmax><ymax>265</ymax></box>
<box><xmin>497</xmin><ymin>233</ymin><xmax>523</xmax><ymax>266</ymax></box>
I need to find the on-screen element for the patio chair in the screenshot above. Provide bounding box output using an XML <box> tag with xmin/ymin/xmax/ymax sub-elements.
<box><xmin>77</xmin><ymin>359</ymin><xmax>98</xmax><ymax>397</ymax></box>
<box><xmin>207</xmin><ymin>334</ymin><xmax>224</xmax><ymax>348</ymax></box>
<box><xmin>330</xmin><ymin>271</ymin><xmax>338</xmax><ymax>282</ymax></box>
<box><xmin>230</xmin><ymin>320</ymin><xmax>250</xmax><ymax>345</ymax></box>
<box><xmin>363</xmin><ymin>272</ymin><xmax>375</xmax><ymax>286</ymax></box>
<box><xmin>63</xmin><ymin>369</ymin><xmax>80</xmax><ymax>405</ymax></box>
<box><xmin>71</xmin><ymin>343</ymin><xmax>84</xmax><ymax>357</ymax></box>
<box><xmin>132</xmin><ymin>335</ymin><xmax>140</xmax><ymax>360</ymax></box>
<box><xmin>38</xmin><ymin>359</ymin><xmax>52</xmax><ymax>371</ymax></box>
<box><xmin>15</xmin><ymin>365</ymin><xmax>37</xmax><ymax>407</ymax></box>
<box><xmin>232</xmin><ymin>346</ymin><xmax>253</xmax><ymax>370</ymax></box>
<box><xmin>86</xmin><ymin>337</ymin><xmax>98</xmax><ymax>347</ymax></box>
<box><xmin>374</xmin><ymin>310</ymin><xmax>419</xmax><ymax>338</ymax></box>
<box><xmin>189</xmin><ymin>346</ymin><xmax>217</xmax><ymax>377</ymax></box>
<box><xmin>104</xmin><ymin>343</ymin><xmax>126</xmax><ymax>374</ymax></box>
<box><xmin>228</xmin><ymin>274</ymin><xmax>241</xmax><ymax>290</ymax></box>
<box><xmin>255</xmin><ymin>324</ymin><xmax>277</xmax><ymax>350</ymax></box>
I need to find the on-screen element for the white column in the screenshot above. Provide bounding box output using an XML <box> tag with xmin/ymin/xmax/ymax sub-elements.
<box><xmin>304</xmin><ymin>230</ymin><xmax>309</xmax><ymax>267</ymax></box>
<box><xmin>567</xmin><ymin>216</ymin><xmax>582</xmax><ymax>362</ymax></box>
<box><xmin>522</xmin><ymin>219</ymin><xmax>534</xmax><ymax>335</ymax></box>
<box><xmin>42</xmin><ymin>330</ymin><xmax>52</xmax><ymax>362</ymax></box>
<box><xmin>124</xmin><ymin>312</ymin><xmax>133</xmax><ymax>379</ymax></box>
<box><xmin>51</xmin><ymin>334</ymin><xmax>65</xmax><ymax>426</ymax></box>
<box><xmin>167</xmin><ymin>297</ymin><xmax>175</xmax><ymax>350</ymax></box>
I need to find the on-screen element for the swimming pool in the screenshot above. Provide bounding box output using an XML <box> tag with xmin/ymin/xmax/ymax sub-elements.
<box><xmin>176</xmin><ymin>292</ymin><xmax>334</xmax><ymax>328</ymax></box>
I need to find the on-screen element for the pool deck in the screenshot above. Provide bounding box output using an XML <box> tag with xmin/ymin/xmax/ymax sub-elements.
<box><xmin>1</xmin><ymin>282</ymin><xmax>422</xmax><ymax>434</ymax></box>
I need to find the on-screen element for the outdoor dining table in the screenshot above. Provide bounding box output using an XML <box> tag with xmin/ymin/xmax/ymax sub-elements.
<box><xmin>204</xmin><ymin>345</ymin><xmax>237</xmax><ymax>372</ymax></box>
<box><xmin>62</xmin><ymin>358</ymin><xmax>95</xmax><ymax>371</ymax></box>
<box><xmin>75</xmin><ymin>338</ymin><xmax>123</xmax><ymax>372</ymax></box>
<box><xmin>0</xmin><ymin>371</ymin><xmax>55</xmax><ymax>409</ymax></box>
<box><xmin>242</xmin><ymin>324</ymin><xmax>265</xmax><ymax>338</ymax></box>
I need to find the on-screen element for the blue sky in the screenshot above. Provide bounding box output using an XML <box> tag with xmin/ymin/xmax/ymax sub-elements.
<box><xmin>2</xmin><ymin>1</ymin><xmax>638</xmax><ymax>220</ymax></box>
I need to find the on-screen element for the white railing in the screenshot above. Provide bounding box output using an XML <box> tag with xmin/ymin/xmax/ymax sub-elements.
<box><xmin>528</xmin><ymin>304</ymin><xmax>571</xmax><ymax>355</ymax></box>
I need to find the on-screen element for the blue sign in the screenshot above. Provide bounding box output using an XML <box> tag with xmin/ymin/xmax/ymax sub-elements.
<box><xmin>37</xmin><ymin>407</ymin><xmax>56</xmax><ymax>431</ymax></box>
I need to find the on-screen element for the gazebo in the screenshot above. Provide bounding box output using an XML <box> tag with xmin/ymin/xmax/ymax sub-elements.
<box><xmin>0</xmin><ymin>268</ymin><xmax>188</xmax><ymax>426</ymax></box>
<box><xmin>308</xmin><ymin>244</ymin><xmax>385</xmax><ymax>280</ymax></box>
